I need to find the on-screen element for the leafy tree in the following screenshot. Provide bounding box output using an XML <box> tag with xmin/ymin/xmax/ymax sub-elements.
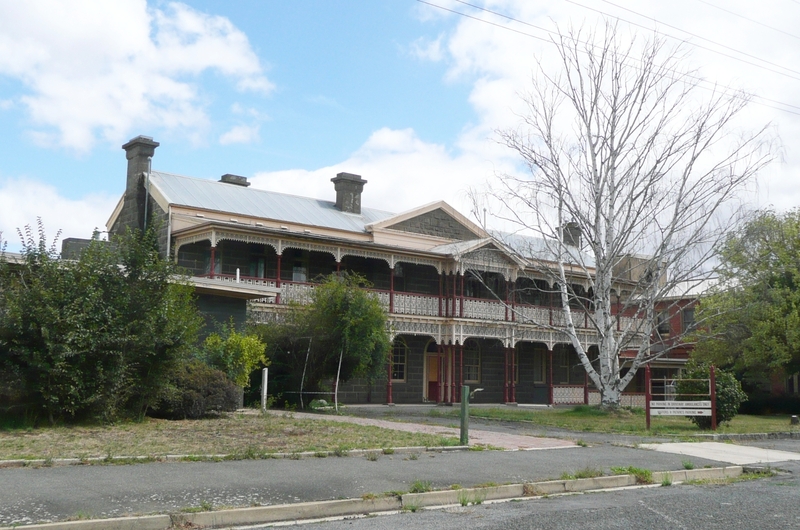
<box><xmin>202</xmin><ymin>321</ymin><xmax>268</xmax><ymax>388</ymax></box>
<box><xmin>677</xmin><ymin>361</ymin><xmax>747</xmax><ymax>429</ymax></box>
<box><xmin>0</xmin><ymin>221</ymin><xmax>202</xmax><ymax>424</ymax></box>
<box><xmin>692</xmin><ymin>209</ymin><xmax>800</xmax><ymax>384</ymax></box>
<box><xmin>254</xmin><ymin>273</ymin><xmax>390</xmax><ymax>407</ymax></box>
<box><xmin>476</xmin><ymin>23</ymin><xmax>773</xmax><ymax>406</ymax></box>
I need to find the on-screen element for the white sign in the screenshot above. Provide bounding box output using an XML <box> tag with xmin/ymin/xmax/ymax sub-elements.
<box><xmin>650</xmin><ymin>401</ymin><xmax>711</xmax><ymax>408</ymax></box>
<box><xmin>651</xmin><ymin>409</ymin><xmax>712</xmax><ymax>416</ymax></box>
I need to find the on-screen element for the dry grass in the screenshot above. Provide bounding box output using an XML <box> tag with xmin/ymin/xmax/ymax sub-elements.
<box><xmin>0</xmin><ymin>412</ymin><xmax>458</xmax><ymax>461</ymax></box>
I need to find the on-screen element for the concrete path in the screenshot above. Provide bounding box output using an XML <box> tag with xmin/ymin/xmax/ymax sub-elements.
<box><xmin>639</xmin><ymin>442</ymin><xmax>800</xmax><ymax>465</ymax></box>
<box><xmin>265</xmin><ymin>410</ymin><xmax>576</xmax><ymax>451</ymax></box>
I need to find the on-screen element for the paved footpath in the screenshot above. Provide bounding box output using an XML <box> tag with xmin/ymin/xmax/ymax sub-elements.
<box><xmin>2</xmin><ymin>408</ymin><xmax>798</xmax><ymax>527</ymax></box>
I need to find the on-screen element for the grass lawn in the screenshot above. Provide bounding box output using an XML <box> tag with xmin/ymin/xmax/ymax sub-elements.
<box><xmin>0</xmin><ymin>412</ymin><xmax>458</xmax><ymax>461</ymax></box>
<box><xmin>432</xmin><ymin>406</ymin><xmax>800</xmax><ymax>436</ymax></box>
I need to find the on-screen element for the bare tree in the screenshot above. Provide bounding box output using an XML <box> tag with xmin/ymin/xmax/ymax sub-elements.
<box><xmin>478</xmin><ymin>24</ymin><xmax>774</xmax><ymax>407</ymax></box>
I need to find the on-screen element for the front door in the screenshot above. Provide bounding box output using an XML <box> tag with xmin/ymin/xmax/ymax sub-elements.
<box><xmin>426</xmin><ymin>354</ymin><xmax>439</xmax><ymax>402</ymax></box>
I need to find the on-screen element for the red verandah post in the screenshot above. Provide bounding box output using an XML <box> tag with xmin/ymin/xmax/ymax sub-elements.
<box><xmin>645</xmin><ymin>364</ymin><xmax>651</xmax><ymax>430</ymax></box>
<box><xmin>386</xmin><ymin>355</ymin><xmax>393</xmax><ymax>405</ymax></box>
<box><xmin>710</xmin><ymin>365</ymin><xmax>717</xmax><ymax>431</ymax></box>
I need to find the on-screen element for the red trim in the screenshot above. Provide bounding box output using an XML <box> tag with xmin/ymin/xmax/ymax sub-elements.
<box><xmin>504</xmin><ymin>347</ymin><xmax>509</xmax><ymax>403</ymax></box>
<box><xmin>460</xmin><ymin>273</ymin><xmax>465</xmax><ymax>318</ymax></box>
<box><xmin>710</xmin><ymin>365</ymin><xmax>717</xmax><ymax>431</ymax></box>
<box><xmin>275</xmin><ymin>254</ymin><xmax>281</xmax><ymax>304</ymax></box>
<box><xmin>548</xmin><ymin>349</ymin><xmax>554</xmax><ymax>405</ymax></box>
<box><xmin>389</xmin><ymin>267</ymin><xmax>394</xmax><ymax>314</ymax></box>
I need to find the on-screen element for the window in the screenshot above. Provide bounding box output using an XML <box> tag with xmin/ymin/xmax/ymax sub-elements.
<box><xmin>463</xmin><ymin>340</ymin><xmax>480</xmax><ymax>383</ymax></box>
<box><xmin>391</xmin><ymin>339</ymin><xmax>407</xmax><ymax>382</ymax></box>
<box><xmin>656</xmin><ymin>310</ymin><xmax>671</xmax><ymax>336</ymax></box>
<box><xmin>292</xmin><ymin>262</ymin><xmax>307</xmax><ymax>282</ymax></box>
<box><xmin>682</xmin><ymin>308</ymin><xmax>696</xmax><ymax>332</ymax></box>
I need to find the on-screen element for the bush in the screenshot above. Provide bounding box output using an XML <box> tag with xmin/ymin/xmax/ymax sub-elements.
<box><xmin>677</xmin><ymin>362</ymin><xmax>747</xmax><ymax>429</ymax></box>
<box><xmin>153</xmin><ymin>361</ymin><xmax>240</xmax><ymax>420</ymax></box>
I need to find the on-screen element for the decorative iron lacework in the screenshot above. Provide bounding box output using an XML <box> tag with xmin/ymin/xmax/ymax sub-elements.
<box><xmin>461</xmin><ymin>249</ymin><xmax>517</xmax><ymax>279</ymax></box>
<box><xmin>462</xmin><ymin>299</ymin><xmax>506</xmax><ymax>321</ymax></box>
<box><xmin>553</xmin><ymin>386</ymin><xmax>585</xmax><ymax>404</ymax></box>
<box><xmin>393</xmin><ymin>293</ymin><xmax>439</xmax><ymax>317</ymax></box>
<box><xmin>391</xmin><ymin>255</ymin><xmax>443</xmax><ymax>272</ymax></box>
<box><xmin>388</xmin><ymin>320</ymin><xmax>442</xmax><ymax>342</ymax></box>
<box><xmin>173</xmin><ymin>230</ymin><xmax>215</xmax><ymax>258</ymax></box>
<box><xmin>279</xmin><ymin>240</ymin><xmax>338</xmax><ymax>259</ymax></box>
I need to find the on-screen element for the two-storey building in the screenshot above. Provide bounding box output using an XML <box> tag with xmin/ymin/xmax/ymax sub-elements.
<box><xmin>108</xmin><ymin>135</ymin><xmax>652</xmax><ymax>406</ymax></box>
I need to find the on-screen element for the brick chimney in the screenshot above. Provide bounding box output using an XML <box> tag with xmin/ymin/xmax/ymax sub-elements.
<box><xmin>120</xmin><ymin>135</ymin><xmax>159</xmax><ymax>232</ymax></box>
<box><xmin>331</xmin><ymin>172</ymin><xmax>367</xmax><ymax>214</ymax></box>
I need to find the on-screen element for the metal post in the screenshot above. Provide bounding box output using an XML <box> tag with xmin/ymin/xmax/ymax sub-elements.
<box><xmin>710</xmin><ymin>365</ymin><xmax>717</xmax><ymax>431</ymax></box>
<box><xmin>387</xmin><ymin>353</ymin><xmax>393</xmax><ymax>405</ymax></box>
<box><xmin>260</xmin><ymin>368</ymin><xmax>269</xmax><ymax>412</ymax></box>
<box><xmin>460</xmin><ymin>385</ymin><xmax>469</xmax><ymax>445</ymax></box>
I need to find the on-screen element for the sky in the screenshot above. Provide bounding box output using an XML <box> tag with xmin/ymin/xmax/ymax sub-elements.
<box><xmin>1</xmin><ymin>0</ymin><xmax>799</xmax><ymax>250</ymax></box>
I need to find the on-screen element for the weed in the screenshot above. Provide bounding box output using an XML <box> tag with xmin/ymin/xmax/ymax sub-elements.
<box><xmin>333</xmin><ymin>447</ymin><xmax>349</xmax><ymax>457</ymax></box>
<box><xmin>409</xmin><ymin>479</ymin><xmax>432</xmax><ymax>493</ymax></box>
<box><xmin>314</xmin><ymin>451</ymin><xmax>328</xmax><ymax>458</ymax></box>
<box><xmin>408</xmin><ymin>453</ymin><xmax>419</xmax><ymax>461</ymax></box>
<box><xmin>458</xmin><ymin>490</ymin><xmax>470</xmax><ymax>507</ymax></box>
<box><xmin>382</xmin><ymin>448</ymin><xmax>395</xmax><ymax>455</ymax></box>
<box><xmin>450</xmin><ymin>484</ymin><xmax>462</xmax><ymax>490</ymax></box>
<box><xmin>682</xmin><ymin>460</ymin><xmax>695</xmax><ymax>470</ymax></box>
<box><xmin>68</xmin><ymin>510</ymin><xmax>92</xmax><ymax>521</ymax></box>
<box><xmin>610</xmin><ymin>466</ymin><xmax>652</xmax><ymax>484</ymax></box>
<box><xmin>181</xmin><ymin>500</ymin><xmax>213</xmax><ymax>513</ymax></box>
<box><xmin>661</xmin><ymin>473</ymin><xmax>673</xmax><ymax>486</ymax></box>
<box><xmin>468</xmin><ymin>445</ymin><xmax>486</xmax><ymax>451</ymax></box>
<box><xmin>366</xmin><ymin>452</ymin><xmax>379</xmax><ymax>462</ymax></box>
<box><xmin>703</xmin><ymin>465</ymin><xmax>712</xmax><ymax>468</ymax></box>
<box><xmin>42</xmin><ymin>456</ymin><xmax>54</xmax><ymax>467</ymax></box>
<box><xmin>473</xmin><ymin>492</ymin><xmax>485</xmax><ymax>505</ymax></box>
<box><xmin>562</xmin><ymin>466</ymin><xmax>603</xmax><ymax>480</ymax></box>
<box><xmin>404</xmin><ymin>503</ymin><xmax>421</xmax><ymax>513</ymax></box>
<box><xmin>575</xmin><ymin>439</ymin><xmax>588</xmax><ymax>447</ymax></box>
<box><xmin>473</xmin><ymin>481</ymin><xmax>498</xmax><ymax>488</ymax></box>
<box><xmin>361</xmin><ymin>493</ymin><xmax>378</xmax><ymax>501</ymax></box>
<box><xmin>288</xmin><ymin>452</ymin><xmax>301</xmax><ymax>460</ymax></box>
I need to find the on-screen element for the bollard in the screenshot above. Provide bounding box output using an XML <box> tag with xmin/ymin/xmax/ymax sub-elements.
<box><xmin>460</xmin><ymin>385</ymin><xmax>469</xmax><ymax>445</ymax></box>
<box><xmin>791</xmin><ymin>415</ymin><xmax>799</xmax><ymax>426</ymax></box>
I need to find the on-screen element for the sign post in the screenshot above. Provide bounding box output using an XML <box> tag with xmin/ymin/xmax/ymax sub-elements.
<box><xmin>646</xmin><ymin>366</ymin><xmax>717</xmax><ymax>430</ymax></box>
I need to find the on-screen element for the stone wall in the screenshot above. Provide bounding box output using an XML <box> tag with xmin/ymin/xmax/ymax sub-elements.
<box><xmin>388</xmin><ymin>209</ymin><xmax>478</xmax><ymax>241</ymax></box>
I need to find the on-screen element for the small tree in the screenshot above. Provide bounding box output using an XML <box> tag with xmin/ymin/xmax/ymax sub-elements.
<box><xmin>0</xmin><ymin>221</ymin><xmax>202</xmax><ymax>423</ymax></box>
<box><xmin>677</xmin><ymin>361</ymin><xmax>747</xmax><ymax>429</ymax></box>
<box><xmin>255</xmin><ymin>273</ymin><xmax>390</xmax><ymax>408</ymax></box>
<box><xmin>202</xmin><ymin>321</ymin><xmax>268</xmax><ymax>388</ymax></box>
<box><xmin>692</xmin><ymin>209</ymin><xmax>800</xmax><ymax>384</ymax></box>
<box><xmin>478</xmin><ymin>23</ymin><xmax>773</xmax><ymax>407</ymax></box>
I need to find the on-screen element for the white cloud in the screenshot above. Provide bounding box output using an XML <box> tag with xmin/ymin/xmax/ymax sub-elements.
<box><xmin>251</xmin><ymin>127</ymin><xmax>515</xmax><ymax>221</ymax></box>
<box><xmin>219</xmin><ymin>124</ymin><xmax>260</xmax><ymax>145</ymax></box>
<box><xmin>0</xmin><ymin>177</ymin><xmax>118</xmax><ymax>251</ymax></box>
<box><xmin>0</xmin><ymin>0</ymin><xmax>273</xmax><ymax>153</ymax></box>
<box><xmin>409</xmin><ymin>35</ymin><xmax>445</xmax><ymax>62</ymax></box>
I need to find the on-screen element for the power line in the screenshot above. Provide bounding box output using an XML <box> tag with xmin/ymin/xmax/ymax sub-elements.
<box><xmin>417</xmin><ymin>0</ymin><xmax>800</xmax><ymax>116</ymax></box>
<box><xmin>695</xmin><ymin>0</ymin><xmax>800</xmax><ymax>42</ymax></box>
<box><xmin>595</xmin><ymin>0</ymin><xmax>800</xmax><ymax>79</ymax></box>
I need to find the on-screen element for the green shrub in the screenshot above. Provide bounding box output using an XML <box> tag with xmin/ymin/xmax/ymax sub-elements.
<box><xmin>153</xmin><ymin>361</ymin><xmax>240</xmax><ymax>420</ymax></box>
<box><xmin>677</xmin><ymin>361</ymin><xmax>747</xmax><ymax>429</ymax></box>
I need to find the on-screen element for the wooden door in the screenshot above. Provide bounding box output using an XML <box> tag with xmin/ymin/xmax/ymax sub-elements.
<box><xmin>426</xmin><ymin>354</ymin><xmax>439</xmax><ymax>402</ymax></box>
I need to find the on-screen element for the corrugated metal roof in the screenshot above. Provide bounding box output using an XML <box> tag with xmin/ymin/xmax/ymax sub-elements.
<box><xmin>151</xmin><ymin>171</ymin><xmax>395</xmax><ymax>233</ymax></box>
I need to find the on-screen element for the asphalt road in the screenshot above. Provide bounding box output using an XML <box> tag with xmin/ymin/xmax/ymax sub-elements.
<box><xmin>282</xmin><ymin>462</ymin><xmax>800</xmax><ymax>530</ymax></box>
<box><xmin>1</xmin><ymin>445</ymin><xmax>722</xmax><ymax>526</ymax></box>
